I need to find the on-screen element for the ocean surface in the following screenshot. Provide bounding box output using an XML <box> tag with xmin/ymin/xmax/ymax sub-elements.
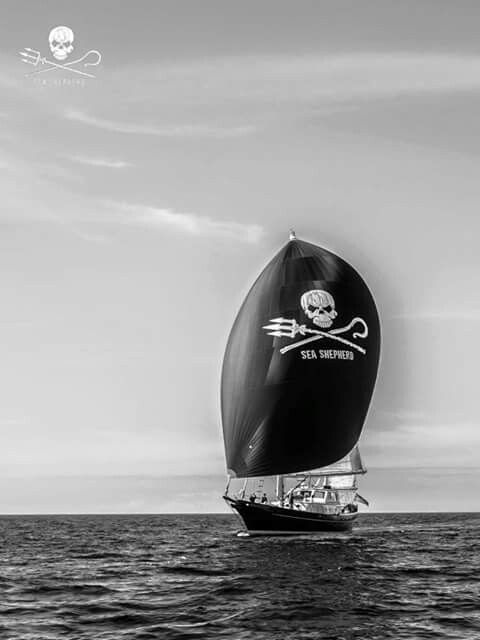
<box><xmin>0</xmin><ymin>513</ymin><xmax>478</xmax><ymax>640</ymax></box>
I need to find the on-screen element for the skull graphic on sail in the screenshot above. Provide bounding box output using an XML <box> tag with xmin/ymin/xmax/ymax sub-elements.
<box><xmin>300</xmin><ymin>289</ymin><xmax>338</xmax><ymax>329</ymax></box>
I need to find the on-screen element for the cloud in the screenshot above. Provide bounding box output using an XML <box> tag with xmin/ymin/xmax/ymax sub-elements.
<box><xmin>363</xmin><ymin>407</ymin><xmax>480</xmax><ymax>468</ymax></box>
<box><xmin>378</xmin><ymin>409</ymin><xmax>431</xmax><ymax>422</ymax></box>
<box><xmin>105</xmin><ymin>201</ymin><xmax>263</xmax><ymax>243</ymax></box>
<box><xmin>392</xmin><ymin>310</ymin><xmax>480</xmax><ymax>320</ymax></box>
<box><xmin>67</xmin><ymin>155</ymin><xmax>132</xmax><ymax>169</ymax></box>
<box><xmin>65</xmin><ymin>109</ymin><xmax>256</xmax><ymax>138</ymax></box>
<box><xmin>104</xmin><ymin>52</ymin><xmax>480</xmax><ymax>113</ymax></box>
<box><xmin>0</xmin><ymin>475</ymin><xmax>228</xmax><ymax>514</ymax></box>
<box><xmin>294</xmin><ymin>52</ymin><xmax>480</xmax><ymax>101</ymax></box>
<box><xmin>372</xmin><ymin>420</ymin><xmax>480</xmax><ymax>454</ymax></box>
<box><xmin>0</xmin><ymin>145</ymin><xmax>263</xmax><ymax>244</ymax></box>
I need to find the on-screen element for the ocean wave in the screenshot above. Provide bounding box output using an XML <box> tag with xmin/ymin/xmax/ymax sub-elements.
<box><xmin>0</xmin><ymin>513</ymin><xmax>479</xmax><ymax>640</ymax></box>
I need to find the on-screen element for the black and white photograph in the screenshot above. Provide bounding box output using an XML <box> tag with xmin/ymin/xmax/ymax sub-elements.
<box><xmin>1</xmin><ymin>1</ymin><xmax>479</xmax><ymax>638</ymax></box>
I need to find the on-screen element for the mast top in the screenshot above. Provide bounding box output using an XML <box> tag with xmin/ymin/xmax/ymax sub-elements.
<box><xmin>289</xmin><ymin>229</ymin><xmax>296</xmax><ymax>241</ymax></box>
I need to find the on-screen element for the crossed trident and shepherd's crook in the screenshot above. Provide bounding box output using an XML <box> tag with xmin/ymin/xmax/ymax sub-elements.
<box><xmin>20</xmin><ymin>48</ymin><xmax>101</xmax><ymax>78</ymax></box>
<box><xmin>263</xmin><ymin>317</ymin><xmax>368</xmax><ymax>355</ymax></box>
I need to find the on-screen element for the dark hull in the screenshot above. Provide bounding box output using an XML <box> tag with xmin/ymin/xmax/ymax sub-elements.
<box><xmin>224</xmin><ymin>497</ymin><xmax>357</xmax><ymax>535</ymax></box>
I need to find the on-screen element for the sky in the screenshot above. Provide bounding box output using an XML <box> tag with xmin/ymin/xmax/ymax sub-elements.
<box><xmin>0</xmin><ymin>0</ymin><xmax>479</xmax><ymax>512</ymax></box>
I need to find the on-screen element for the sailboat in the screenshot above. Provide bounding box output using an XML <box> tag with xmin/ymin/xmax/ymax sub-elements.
<box><xmin>221</xmin><ymin>232</ymin><xmax>380</xmax><ymax>535</ymax></box>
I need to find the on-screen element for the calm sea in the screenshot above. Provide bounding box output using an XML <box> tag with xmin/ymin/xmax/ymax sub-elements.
<box><xmin>0</xmin><ymin>513</ymin><xmax>478</xmax><ymax>639</ymax></box>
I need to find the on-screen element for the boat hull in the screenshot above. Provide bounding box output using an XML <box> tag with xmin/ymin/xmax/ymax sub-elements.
<box><xmin>224</xmin><ymin>496</ymin><xmax>357</xmax><ymax>535</ymax></box>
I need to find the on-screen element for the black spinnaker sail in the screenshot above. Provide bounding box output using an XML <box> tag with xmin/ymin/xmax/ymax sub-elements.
<box><xmin>221</xmin><ymin>235</ymin><xmax>380</xmax><ymax>478</ymax></box>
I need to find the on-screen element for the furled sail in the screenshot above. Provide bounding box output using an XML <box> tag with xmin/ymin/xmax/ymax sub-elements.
<box><xmin>317</xmin><ymin>447</ymin><xmax>365</xmax><ymax>494</ymax></box>
<box><xmin>314</xmin><ymin>446</ymin><xmax>365</xmax><ymax>476</ymax></box>
<box><xmin>285</xmin><ymin>446</ymin><xmax>365</xmax><ymax>478</ymax></box>
<box><xmin>221</xmin><ymin>236</ymin><xmax>380</xmax><ymax>478</ymax></box>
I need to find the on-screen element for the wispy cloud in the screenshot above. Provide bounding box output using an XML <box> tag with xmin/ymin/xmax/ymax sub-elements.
<box><xmin>392</xmin><ymin>310</ymin><xmax>480</xmax><ymax>320</ymax></box>
<box><xmin>65</xmin><ymin>109</ymin><xmax>255</xmax><ymax>138</ymax></box>
<box><xmin>105</xmin><ymin>201</ymin><xmax>263</xmax><ymax>243</ymax></box>
<box><xmin>371</xmin><ymin>420</ymin><xmax>480</xmax><ymax>451</ymax></box>
<box><xmin>104</xmin><ymin>52</ymin><xmax>480</xmax><ymax>112</ymax></box>
<box><xmin>378</xmin><ymin>409</ymin><xmax>432</xmax><ymax>422</ymax></box>
<box><xmin>67</xmin><ymin>155</ymin><xmax>132</xmax><ymax>169</ymax></box>
<box><xmin>363</xmin><ymin>411</ymin><xmax>480</xmax><ymax>468</ymax></box>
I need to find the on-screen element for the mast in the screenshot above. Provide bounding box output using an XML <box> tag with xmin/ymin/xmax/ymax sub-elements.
<box><xmin>276</xmin><ymin>475</ymin><xmax>284</xmax><ymax>502</ymax></box>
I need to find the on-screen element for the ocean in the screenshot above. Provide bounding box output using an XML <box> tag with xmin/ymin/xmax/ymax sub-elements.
<box><xmin>0</xmin><ymin>513</ymin><xmax>478</xmax><ymax>639</ymax></box>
